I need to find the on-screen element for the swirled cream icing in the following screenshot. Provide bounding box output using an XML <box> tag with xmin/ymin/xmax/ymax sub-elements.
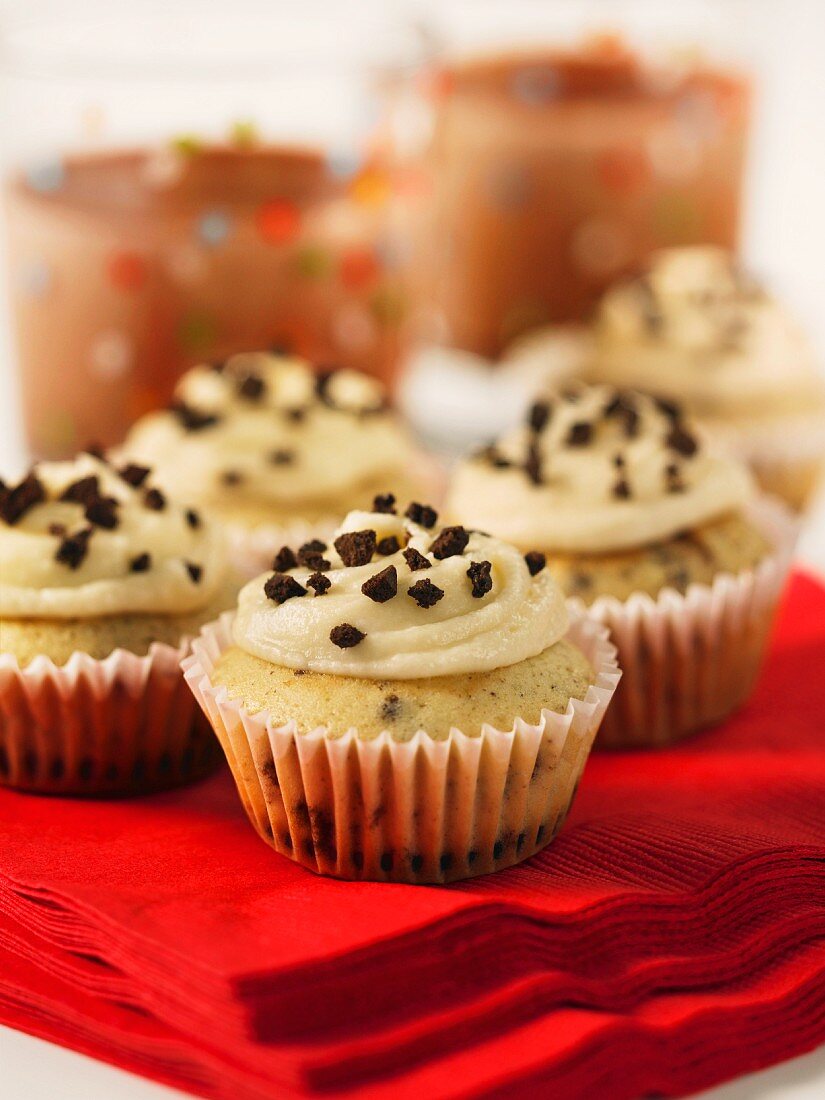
<box><xmin>592</xmin><ymin>247</ymin><xmax>824</xmax><ymax>419</ymax></box>
<box><xmin>0</xmin><ymin>453</ymin><xmax>227</xmax><ymax>619</ymax></box>
<box><xmin>232</xmin><ymin>499</ymin><xmax>568</xmax><ymax>679</ymax></box>
<box><xmin>122</xmin><ymin>353</ymin><xmax>414</xmax><ymax>512</ymax></box>
<box><xmin>445</xmin><ymin>384</ymin><xmax>756</xmax><ymax>553</ymax></box>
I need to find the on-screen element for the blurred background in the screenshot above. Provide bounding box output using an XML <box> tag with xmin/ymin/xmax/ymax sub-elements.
<box><xmin>0</xmin><ymin>0</ymin><xmax>823</xmax><ymax>557</ymax></box>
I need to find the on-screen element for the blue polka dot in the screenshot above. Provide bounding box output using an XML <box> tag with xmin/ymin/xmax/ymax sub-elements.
<box><xmin>197</xmin><ymin>210</ymin><xmax>232</xmax><ymax>247</ymax></box>
<box><xmin>511</xmin><ymin>67</ymin><xmax>559</xmax><ymax>106</ymax></box>
<box><xmin>26</xmin><ymin>160</ymin><xmax>65</xmax><ymax>193</ymax></box>
<box><xmin>326</xmin><ymin>149</ymin><xmax>361</xmax><ymax>179</ymax></box>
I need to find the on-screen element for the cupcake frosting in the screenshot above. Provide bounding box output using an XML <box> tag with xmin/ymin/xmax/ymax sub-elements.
<box><xmin>0</xmin><ymin>453</ymin><xmax>227</xmax><ymax>618</ymax></box>
<box><xmin>232</xmin><ymin>499</ymin><xmax>568</xmax><ymax>679</ymax></box>
<box><xmin>446</xmin><ymin>385</ymin><xmax>755</xmax><ymax>553</ymax></box>
<box><xmin>593</xmin><ymin>247</ymin><xmax>823</xmax><ymax>418</ymax></box>
<box><xmin>122</xmin><ymin>353</ymin><xmax>413</xmax><ymax>510</ymax></box>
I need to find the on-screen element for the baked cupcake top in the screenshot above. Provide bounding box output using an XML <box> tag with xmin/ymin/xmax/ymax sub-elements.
<box><xmin>231</xmin><ymin>497</ymin><xmax>567</xmax><ymax>679</ymax></box>
<box><xmin>593</xmin><ymin>247</ymin><xmax>823</xmax><ymax>417</ymax></box>
<box><xmin>0</xmin><ymin>453</ymin><xmax>227</xmax><ymax>619</ymax></box>
<box><xmin>446</xmin><ymin>384</ymin><xmax>755</xmax><ymax>553</ymax></box>
<box><xmin>122</xmin><ymin>353</ymin><xmax>413</xmax><ymax>511</ymax></box>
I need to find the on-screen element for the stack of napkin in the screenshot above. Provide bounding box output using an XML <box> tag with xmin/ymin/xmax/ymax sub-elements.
<box><xmin>1</xmin><ymin>572</ymin><xmax>824</xmax><ymax>1100</ymax></box>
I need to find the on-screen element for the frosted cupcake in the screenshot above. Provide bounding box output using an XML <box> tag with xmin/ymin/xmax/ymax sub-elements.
<box><xmin>589</xmin><ymin>247</ymin><xmax>825</xmax><ymax>510</ymax></box>
<box><xmin>0</xmin><ymin>453</ymin><xmax>233</xmax><ymax>793</ymax></box>
<box><xmin>183</xmin><ymin>497</ymin><xmax>620</xmax><ymax>882</ymax></box>
<box><xmin>446</xmin><ymin>385</ymin><xmax>797</xmax><ymax>748</ymax></box>
<box><xmin>123</xmin><ymin>352</ymin><xmax>436</xmax><ymax>574</ymax></box>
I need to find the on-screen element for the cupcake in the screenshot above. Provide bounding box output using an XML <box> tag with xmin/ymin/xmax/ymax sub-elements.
<box><xmin>183</xmin><ymin>496</ymin><xmax>620</xmax><ymax>883</ymax></box>
<box><xmin>122</xmin><ymin>352</ymin><xmax>438</xmax><ymax>574</ymax></box>
<box><xmin>589</xmin><ymin>247</ymin><xmax>825</xmax><ymax>510</ymax></box>
<box><xmin>0</xmin><ymin>452</ymin><xmax>234</xmax><ymax>793</ymax></box>
<box><xmin>446</xmin><ymin>385</ymin><xmax>797</xmax><ymax>748</ymax></box>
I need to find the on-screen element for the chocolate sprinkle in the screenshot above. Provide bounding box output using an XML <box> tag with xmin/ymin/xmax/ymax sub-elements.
<box><xmin>329</xmin><ymin>623</ymin><xmax>365</xmax><ymax>648</ymax></box>
<box><xmin>407</xmin><ymin>578</ymin><xmax>445</xmax><ymax>609</ymax></box>
<box><xmin>55</xmin><ymin>527</ymin><xmax>92</xmax><ymax>570</ymax></box>
<box><xmin>237</xmin><ymin>373</ymin><xmax>266</xmax><ymax>401</ymax></box>
<box><xmin>130</xmin><ymin>552</ymin><xmax>151</xmax><ymax>573</ymax></box>
<box><xmin>403</xmin><ymin>547</ymin><xmax>431</xmax><ymax>571</ymax></box>
<box><xmin>565</xmin><ymin>421</ymin><xmax>592</xmax><ymax>447</ymax></box>
<box><xmin>119</xmin><ymin>463</ymin><xmax>151</xmax><ymax>488</ymax></box>
<box><xmin>376</xmin><ymin>535</ymin><xmax>401</xmax><ymax>556</ymax></box>
<box><xmin>268</xmin><ymin>449</ymin><xmax>295</xmax><ymax>466</ymax></box>
<box><xmin>525</xmin><ymin>551</ymin><xmax>546</xmax><ymax>576</ymax></box>
<box><xmin>185</xmin><ymin>509</ymin><xmax>201</xmax><ymax>529</ymax></box>
<box><xmin>361</xmin><ymin>564</ymin><xmax>398</xmax><ymax>603</ymax></box>
<box><xmin>84</xmin><ymin>496</ymin><xmax>119</xmax><ymax>530</ymax></box>
<box><xmin>429</xmin><ymin>525</ymin><xmax>470</xmax><ymax>560</ymax></box>
<box><xmin>0</xmin><ymin>473</ymin><xmax>45</xmax><ymax>525</ymax></box>
<box><xmin>467</xmin><ymin>560</ymin><xmax>493</xmax><ymax>599</ymax></box>
<box><xmin>666</xmin><ymin>426</ymin><xmax>698</xmax><ymax>457</ymax></box>
<box><xmin>169</xmin><ymin>401</ymin><xmax>220</xmax><ymax>432</ymax></box>
<box><xmin>143</xmin><ymin>488</ymin><xmax>166</xmax><ymax>511</ymax></box>
<box><xmin>372</xmin><ymin>493</ymin><xmax>397</xmax><ymax>514</ymax></box>
<box><xmin>272</xmin><ymin>546</ymin><xmax>298</xmax><ymax>572</ymax></box>
<box><xmin>527</xmin><ymin>400</ymin><xmax>551</xmax><ymax>433</ymax></box>
<box><xmin>185</xmin><ymin>562</ymin><xmax>203</xmax><ymax>583</ymax></box>
<box><xmin>334</xmin><ymin>529</ymin><xmax>376</xmax><ymax>568</ymax></box>
<box><xmin>307</xmin><ymin>572</ymin><xmax>331</xmax><ymax>596</ymax></box>
<box><xmin>404</xmin><ymin>502</ymin><xmax>438</xmax><ymax>528</ymax></box>
<box><xmin>264</xmin><ymin>572</ymin><xmax>307</xmax><ymax>603</ymax></box>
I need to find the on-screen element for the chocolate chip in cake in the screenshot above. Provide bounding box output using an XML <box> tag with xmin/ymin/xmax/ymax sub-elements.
<box><xmin>407</xmin><ymin>578</ymin><xmax>444</xmax><ymax>609</ymax></box>
<box><xmin>376</xmin><ymin>535</ymin><xmax>401</xmax><ymax>556</ymax></box>
<box><xmin>119</xmin><ymin>463</ymin><xmax>151</xmax><ymax>488</ymax></box>
<box><xmin>372</xmin><ymin>493</ymin><xmax>397</xmax><ymax>514</ymax></box>
<box><xmin>55</xmin><ymin>527</ymin><xmax>92</xmax><ymax>570</ymax></box>
<box><xmin>185</xmin><ymin>562</ymin><xmax>203</xmax><ymax>583</ymax></box>
<box><xmin>185</xmin><ymin>508</ymin><xmax>201</xmax><ymax>529</ymax></box>
<box><xmin>330</xmin><ymin>623</ymin><xmax>365</xmax><ymax>648</ymax></box>
<box><xmin>666</xmin><ymin>426</ymin><xmax>698</xmax><ymax>457</ymax></box>
<box><xmin>361</xmin><ymin>564</ymin><xmax>398</xmax><ymax>603</ymax></box>
<box><xmin>0</xmin><ymin>473</ymin><xmax>45</xmax><ymax>525</ymax></box>
<box><xmin>130</xmin><ymin>552</ymin><xmax>151</xmax><ymax>573</ymax></box>
<box><xmin>169</xmin><ymin>401</ymin><xmax>220</xmax><ymax>432</ymax></box>
<box><xmin>268</xmin><ymin>449</ymin><xmax>295</xmax><ymax>466</ymax></box>
<box><xmin>403</xmin><ymin>547</ymin><xmax>431</xmax><ymax>571</ymax></box>
<box><xmin>467</xmin><ymin>560</ymin><xmax>493</xmax><ymax>599</ymax></box>
<box><xmin>527</xmin><ymin>400</ymin><xmax>551</xmax><ymax>433</ymax></box>
<box><xmin>237</xmin><ymin>373</ymin><xmax>266</xmax><ymax>401</ymax></box>
<box><xmin>306</xmin><ymin>572</ymin><xmax>331</xmax><ymax>596</ymax></box>
<box><xmin>334</xmin><ymin>529</ymin><xmax>376</xmax><ymax>567</ymax></box>
<box><xmin>84</xmin><ymin>496</ymin><xmax>120</xmax><ymax>530</ymax></box>
<box><xmin>524</xmin><ymin>441</ymin><xmax>543</xmax><ymax>486</ymax></box>
<box><xmin>272</xmin><ymin>545</ymin><xmax>298</xmax><ymax>572</ymax></box>
<box><xmin>220</xmin><ymin>469</ymin><xmax>243</xmax><ymax>486</ymax></box>
<box><xmin>381</xmin><ymin>694</ymin><xmax>401</xmax><ymax>721</ymax></box>
<box><xmin>264</xmin><ymin>572</ymin><xmax>307</xmax><ymax>603</ymax></box>
<box><xmin>524</xmin><ymin>551</ymin><xmax>546</xmax><ymax>576</ymax></box>
<box><xmin>429</xmin><ymin>525</ymin><xmax>470</xmax><ymax>560</ymax></box>
<box><xmin>143</xmin><ymin>488</ymin><xmax>166</xmax><ymax>511</ymax></box>
<box><xmin>565</xmin><ymin>420</ymin><xmax>593</xmax><ymax>447</ymax></box>
<box><xmin>404</xmin><ymin>502</ymin><xmax>438</xmax><ymax>528</ymax></box>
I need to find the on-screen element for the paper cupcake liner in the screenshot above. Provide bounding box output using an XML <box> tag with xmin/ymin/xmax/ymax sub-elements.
<box><xmin>580</xmin><ymin>495</ymin><xmax>799</xmax><ymax>750</ymax></box>
<box><xmin>0</xmin><ymin>641</ymin><xmax>221</xmax><ymax>796</ymax></box>
<box><xmin>182</xmin><ymin>611</ymin><xmax>620</xmax><ymax>884</ymax></box>
<box><xmin>226</xmin><ymin>451</ymin><xmax>447</xmax><ymax>579</ymax></box>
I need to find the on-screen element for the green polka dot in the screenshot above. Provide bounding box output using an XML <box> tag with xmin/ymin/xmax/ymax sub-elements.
<box><xmin>294</xmin><ymin>246</ymin><xmax>333</xmax><ymax>278</ymax></box>
<box><xmin>653</xmin><ymin>194</ymin><xmax>703</xmax><ymax>243</ymax></box>
<box><xmin>369</xmin><ymin>286</ymin><xmax>406</xmax><ymax>327</ymax></box>
<box><xmin>178</xmin><ymin>310</ymin><xmax>217</xmax><ymax>353</ymax></box>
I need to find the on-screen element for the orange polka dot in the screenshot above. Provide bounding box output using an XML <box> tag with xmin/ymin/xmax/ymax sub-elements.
<box><xmin>339</xmin><ymin>248</ymin><xmax>380</xmax><ymax>290</ymax></box>
<box><xmin>107</xmin><ymin>251</ymin><xmax>147</xmax><ymax>291</ymax></box>
<box><xmin>597</xmin><ymin>147</ymin><xmax>650</xmax><ymax>196</ymax></box>
<box><xmin>256</xmin><ymin>199</ymin><xmax>301</xmax><ymax>244</ymax></box>
<box><xmin>350</xmin><ymin>169</ymin><xmax>390</xmax><ymax>208</ymax></box>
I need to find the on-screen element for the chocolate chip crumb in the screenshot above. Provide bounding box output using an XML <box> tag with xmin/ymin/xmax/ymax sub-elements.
<box><xmin>185</xmin><ymin>509</ymin><xmax>201</xmax><ymax>529</ymax></box>
<box><xmin>330</xmin><ymin>623</ymin><xmax>365</xmax><ymax>649</ymax></box>
<box><xmin>527</xmin><ymin>400</ymin><xmax>551</xmax><ymax>433</ymax></box>
<box><xmin>84</xmin><ymin>496</ymin><xmax>120</xmax><ymax>529</ymax></box>
<box><xmin>654</xmin><ymin>396</ymin><xmax>682</xmax><ymax>421</ymax></box>
<box><xmin>476</xmin><ymin>444</ymin><xmax>513</xmax><ymax>469</ymax></box>
<box><xmin>143</xmin><ymin>488</ymin><xmax>166</xmax><ymax>511</ymax></box>
<box><xmin>60</xmin><ymin>475</ymin><xmax>100</xmax><ymax>507</ymax></box>
<box><xmin>525</xmin><ymin>551</ymin><xmax>546</xmax><ymax>576</ymax></box>
<box><xmin>169</xmin><ymin>401</ymin><xmax>220</xmax><ymax>432</ymax></box>
<box><xmin>119</xmin><ymin>463</ymin><xmax>151</xmax><ymax>488</ymax></box>
<box><xmin>372</xmin><ymin>493</ymin><xmax>397</xmax><ymax>514</ymax></box>
<box><xmin>283</xmin><ymin>407</ymin><xmax>306</xmax><ymax>424</ymax></box>
<box><xmin>0</xmin><ymin>473</ymin><xmax>45</xmax><ymax>525</ymax></box>
<box><xmin>612</xmin><ymin>478</ymin><xmax>632</xmax><ymax>500</ymax></box>
<box><xmin>407</xmin><ymin>578</ymin><xmax>445</xmax><ymax>609</ymax></box>
<box><xmin>403</xmin><ymin>547</ymin><xmax>431</xmax><ymax>571</ymax></box>
<box><xmin>565</xmin><ymin>421</ymin><xmax>593</xmax><ymax>447</ymax></box>
<box><xmin>404</xmin><ymin>502</ymin><xmax>438</xmax><ymax>528</ymax></box>
<box><xmin>362</xmin><ymin>565</ymin><xmax>398</xmax><ymax>603</ymax></box>
<box><xmin>48</xmin><ymin>523</ymin><xmax>66</xmax><ymax>537</ymax></box>
<box><xmin>297</xmin><ymin>539</ymin><xmax>331</xmax><ymax>569</ymax></box>
<box><xmin>83</xmin><ymin>443</ymin><xmax>107</xmax><ymax>461</ymax></box>
<box><xmin>525</xmin><ymin>440</ymin><xmax>543</xmax><ymax>485</ymax></box>
<box><xmin>185</xmin><ymin>562</ymin><xmax>203</xmax><ymax>583</ymax></box>
<box><xmin>221</xmin><ymin>469</ymin><xmax>243</xmax><ymax>486</ymax></box>
<box><xmin>467</xmin><ymin>560</ymin><xmax>493</xmax><ymax>599</ymax></box>
<box><xmin>272</xmin><ymin>546</ymin><xmax>298</xmax><ymax>572</ymax></box>
<box><xmin>429</xmin><ymin>525</ymin><xmax>470</xmax><ymax>560</ymax></box>
<box><xmin>613</xmin><ymin>452</ymin><xmax>626</xmax><ymax>468</ymax></box>
<box><xmin>665</xmin><ymin>462</ymin><xmax>686</xmax><ymax>493</ymax></box>
<box><xmin>55</xmin><ymin>527</ymin><xmax>92</xmax><ymax>570</ymax></box>
<box><xmin>334</xmin><ymin>529</ymin><xmax>377</xmax><ymax>567</ymax></box>
<box><xmin>268</xmin><ymin>449</ymin><xmax>294</xmax><ymax>466</ymax></box>
<box><xmin>376</xmin><ymin>535</ymin><xmax>401</xmax><ymax>556</ymax></box>
<box><xmin>130</xmin><ymin>552</ymin><xmax>151</xmax><ymax>573</ymax></box>
<box><xmin>237</xmin><ymin>373</ymin><xmax>266</xmax><ymax>401</ymax></box>
<box><xmin>314</xmin><ymin>368</ymin><xmax>339</xmax><ymax>405</ymax></box>
<box><xmin>666</xmin><ymin>426</ymin><xmax>698</xmax><ymax>457</ymax></box>
<box><xmin>306</xmin><ymin>572</ymin><xmax>331</xmax><ymax>596</ymax></box>
<box><xmin>264</xmin><ymin>572</ymin><xmax>307</xmax><ymax>603</ymax></box>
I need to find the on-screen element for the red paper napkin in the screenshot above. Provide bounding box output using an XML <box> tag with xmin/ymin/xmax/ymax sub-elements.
<box><xmin>1</xmin><ymin>571</ymin><xmax>824</xmax><ymax>1099</ymax></box>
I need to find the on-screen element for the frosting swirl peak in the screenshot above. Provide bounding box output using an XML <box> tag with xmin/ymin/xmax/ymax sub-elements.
<box><xmin>232</xmin><ymin>501</ymin><xmax>568</xmax><ymax>679</ymax></box>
